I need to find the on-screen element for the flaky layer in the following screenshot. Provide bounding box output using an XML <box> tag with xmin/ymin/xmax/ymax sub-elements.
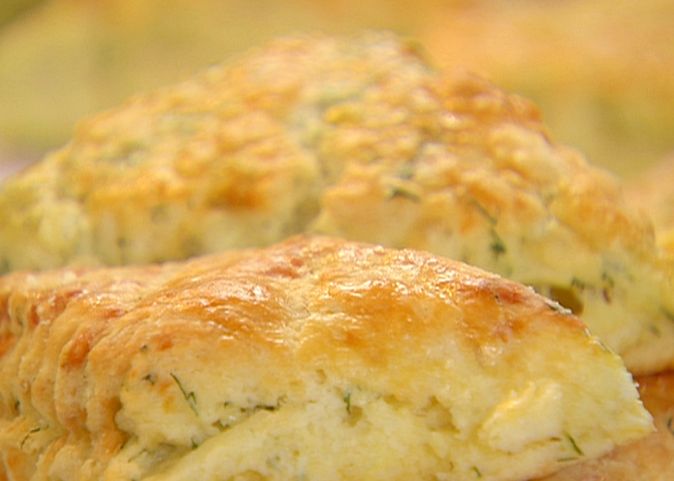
<box><xmin>0</xmin><ymin>237</ymin><xmax>651</xmax><ymax>481</ymax></box>
<box><xmin>0</xmin><ymin>33</ymin><xmax>671</xmax><ymax>374</ymax></box>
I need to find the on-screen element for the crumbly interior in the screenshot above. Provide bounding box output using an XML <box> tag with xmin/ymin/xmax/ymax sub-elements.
<box><xmin>536</xmin><ymin>370</ymin><xmax>674</xmax><ymax>481</ymax></box>
<box><xmin>104</xmin><ymin>335</ymin><xmax>648</xmax><ymax>481</ymax></box>
<box><xmin>2</xmin><ymin>324</ymin><xmax>650</xmax><ymax>481</ymax></box>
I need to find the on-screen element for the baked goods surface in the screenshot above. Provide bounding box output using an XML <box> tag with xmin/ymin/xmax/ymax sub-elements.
<box><xmin>422</xmin><ymin>0</ymin><xmax>674</xmax><ymax>178</ymax></box>
<box><xmin>537</xmin><ymin>370</ymin><xmax>674</xmax><ymax>481</ymax></box>
<box><xmin>0</xmin><ymin>33</ymin><xmax>672</xmax><ymax>375</ymax></box>
<box><xmin>0</xmin><ymin>236</ymin><xmax>653</xmax><ymax>481</ymax></box>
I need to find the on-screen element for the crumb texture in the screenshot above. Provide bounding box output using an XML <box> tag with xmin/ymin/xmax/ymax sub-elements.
<box><xmin>537</xmin><ymin>370</ymin><xmax>674</xmax><ymax>481</ymax></box>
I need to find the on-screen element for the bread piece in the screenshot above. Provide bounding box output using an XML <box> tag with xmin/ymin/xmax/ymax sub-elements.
<box><xmin>0</xmin><ymin>33</ymin><xmax>672</xmax><ymax>375</ymax></box>
<box><xmin>422</xmin><ymin>0</ymin><xmax>674</xmax><ymax>178</ymax></box>
<box><xmin>537</xmin><ymin>370</ymin><xmax>674</xmax><ymax>481</ymax></box>
<box><xmin>627</xmin><ymin>154</ymin><xmax>674</xmax><ymax>255</ymax></box>
<box><xmin>0</xmin><ymin>236</ymin><xmax>652</xmax><ymax>481</ymax></box>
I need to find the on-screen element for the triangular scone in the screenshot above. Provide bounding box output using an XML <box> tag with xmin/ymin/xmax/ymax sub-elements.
<box><xmin>0</xmin><ymin>237</ymin><xmax>652</xmax><ymax>481</ymax></box>
<box><xmin>0</xmin><ymin>33</ymin><xmax>671</xmax><ymax>374</ymax></box>
<box><xmin>536</xmin><ymin>370</ymin><xmax>674</xmax><ymax>481</ymax></box>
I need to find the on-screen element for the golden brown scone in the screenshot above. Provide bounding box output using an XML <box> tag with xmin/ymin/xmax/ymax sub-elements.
<box><xmin>422</xmin><ymin>0</ymin><xmax>674</xmax><ymax>178</ymax></box>
<box><xmin>537</xmin><ymin>370</ymin><xmax>674</xmax><ymax>481</ymax></box>
<box><xmin>0</xmin><ymin>33</ymin><xmax>672</xmax><ymax>375</ymax></box>
<box><xmin>0</xmin><ymin>236</ymin><xmax>653</xmax><ymax>481</ymax></box>
<box><xmin>627</xmin><ymin>154</ymin><xmax>674</xmax><ymax>255</ymax></box>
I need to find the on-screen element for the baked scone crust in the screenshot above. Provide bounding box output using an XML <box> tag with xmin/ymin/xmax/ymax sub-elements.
<box><xmin>0</xmin><ymin>33</ymin><xmax>671</xmax><ymax>374</ymax></box>
<box><xmin>0</xmin><ymin>237</ymin><xmax>652</xmax><ymax>481</ymax></box>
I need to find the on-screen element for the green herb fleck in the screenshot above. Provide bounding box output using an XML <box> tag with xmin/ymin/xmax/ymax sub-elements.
<box><xmin>489</xmin><ymin>230</ymin><xmax>506</xmax><ymax>258</ymax></box>
<box><xmin>191</xmin><ymin>438</ymin><xmax>200</xmax><ymax>450</ymax></box>
<box><xmin>388</xmin><ymin>186</ymin><xmax>420</xmax><ymax>202</ymax></box>
<box><xmin>20</xmin><ymin>426</ymin><xmax>42</xmax><ymax>449</ymax></box>
<box><xmin>343</xmin><ymin>392</ymin><xmax>352</xmax><ymax>415</ymax></box>
<box><xmin>649</xmin><ymin>324</ymin><xmax>662</xmax><ymax>337</ymax></box>
<box><xmin>142</xmin><ymin>373</ymin><xmax>156</xmax><ymax>385</ymax></box>
<box><xmin>471</xmin><ymin>466</ymin><xmax>482</xmax><ymax>478</ymax></box>
<box><xmin>667</xmin><ymin>417</ymin><xmax>674</xmax><ymax>437</ymax></box>
<box><xmin>602</xmin><ymin>288</ymin><xmax>612</xmax><ymax>303</ymax></box>
<box><xmin>470</xmin><ymin>200</ymin><xmax>496</xmax><ymax>225</ymax></box>
<box><xmin>570</xmin><ymin>277</ymin><xmax>586</xmax><ymax>290</ymax></box>
<box><xmin>601</xmin><ymin>271</ymin><xmax>615</xmax><ymax>288</ymax></box>
<box><xmin>557</xmin><ymin>456</ymin><xmax>579</xmax><ymax>462</ymax></box>
<box><xmin>170</xmin><ymin>373</ymin><xmax>198</xmax><ymax>415</ymax></box>
<box><xmin>240</xmin><ymin>399</ymin><xmax>282</xmax><ymax>415</ymax></box>
<box><xmin>565</xmin><ymin>433</ymin><xmax>584</xmax><ymax>456</ymax></box>
<box><xmin>661</xmin><ymin>307</ymin><xmax>674</xmax><ymax>323</ymax></box>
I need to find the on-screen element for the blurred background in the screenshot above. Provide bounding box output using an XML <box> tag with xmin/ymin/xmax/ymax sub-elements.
<box><xmin>0</xmin><ymin>0</ymin><xmax>672</xmax><ymax>180</ymax></box>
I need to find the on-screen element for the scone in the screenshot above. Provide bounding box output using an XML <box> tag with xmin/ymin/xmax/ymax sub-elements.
<box><xmin>537</xmin><ymin>370</ymin><xmax>674</xmax><ymax>481</ymax></box>
<box><xmin>627</xmin><ymin>154</ymin><xmax>674</xmax><ymax>254</ymax></box>
<box><xmin>0</xmin><ymin>236</ymin><xmax>652</xmax><ymax>481</ymax></box>
<box><xmin>422</xmin><ymin>0</ymin><xmax>674</xmax><ymax>178</ymax></box>
<box><xmin>0</xmin><ymin>33</ymin><xmax>672</xmax><ymax>375</ymax></box>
